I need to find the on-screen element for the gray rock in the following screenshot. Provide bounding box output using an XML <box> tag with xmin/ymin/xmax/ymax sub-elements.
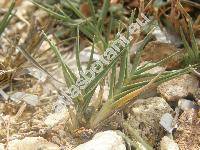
<box><xmin>10</xmin><ymin>92</ymin><xmax>39</xmax><ymax>106</ymax></box>
<box><xmin>157</xmin><ymin>74</ymin><xmax>199</xmax><ymax>101</ymax></box>
<box><xmin>74</xmin><ymin>130</ymin><xmax>126</xmax><ymax>150</ymax></box>
<box><xmin>160</xmin><ymin>136</ymin><xmax>179</xmax><ymax>150</ymax></box>
<box><xmin>7</xmin><ymin>137</ymin><xmax>59</xmax><ymax>150</ymax></box>
<box><xmin>178</xmin><ymin>99</ymin><xmax>198</xmax><ymax>111</ymax></box>
<box><xmin>126</xmin><ymin>97</ymin><xmax>174</xmax><ymax>146</ymax></box>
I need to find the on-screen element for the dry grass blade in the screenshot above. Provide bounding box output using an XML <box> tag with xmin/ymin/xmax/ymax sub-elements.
<box><xmin>16</xmin><ymin>45</ymin><xmax>64</xmax><ymax>85</ymax></box>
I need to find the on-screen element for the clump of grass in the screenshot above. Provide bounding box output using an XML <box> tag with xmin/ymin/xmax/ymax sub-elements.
<box><xmin>180</xmin><ymin>18</ymin><xmax>199</xmax><ymax>65</ymax></box>
<box><xmin>29</xmin><ymin>0</ymin><xmax>196</xmax><ymax>147</ymax></box>
<box><xmin>171</xmin><ymin>2</ymin><xmax>200</xmax><ymax>66</ymax></box>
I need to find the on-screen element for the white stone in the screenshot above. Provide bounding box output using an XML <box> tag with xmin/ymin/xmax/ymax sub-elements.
<box><xmin>7</xmin><ymin>137</ymin><xmax>59</xmax><ymax>150</ymax></box>
<box><xmin>10</xmin><ymin>92</ymin><xmax>39</xmax><ymax>106</ymax></box>
<box><xmin>27</xmin><ymin>67</ymin><xmax>47</xmax><ymax>82</ymax></box>
<box><xmin>74</xmin><ymin>130</ymin><xmax>126</xmax><ymax>150</ymax></box>
<box><xmin>160</xmin><ymin>113</ymin><xmax>174</xmax><ymax>133</ymax></box>
<box><xmin>44</xmin><ymin>107</ymin><xmax>69</xmax><ymax>127</ymax></box>
<box><xmin>0</xmin><ymin>143</ymin><xmax>4</xmax><ymax>150</ymax></box>
<box><xmin>152</xmin><ymin>27</ymin><xmax>170</xmax><ymax>43</ymax></box>
<box><xmin>178</xmin><ymin>99</ymin><xmax>197</xmax><ymax>111</ymax></box>
<box><xmin>160</xmin><ymin>136</ymin><xmax>179</xmax><ymax>150</ymax></box>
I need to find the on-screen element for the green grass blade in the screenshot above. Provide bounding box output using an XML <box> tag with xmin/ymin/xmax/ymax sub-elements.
<box><xmin>97</xmin><ymin>0</ymin><xmax>109</xmax><ymax>31</ymax></box>
<box><xmin>84</xmin><ymin>48</ymin><xmax>125</xmax><ymax>94</ymax></box>
<box><xmin>83</xmin><ymin>44</ymin><xmax>128</xmax><ymax>110</ymax></box>
<box><xmin>75</xmin><ymin>25</ymin><xmax>83</xmax><ymax>74</ymax></box>
<box><xmin>64</xmin><ymin>0</ymin><xmax>106</xmax><ymax>48</ymax></box>
<box><xmin>115</xmin><ymin>50</ymin><xmax>127</xmax><ymax>90</ymax></box>
<box><xmin>0</xmin><ymin>0</ymin><xmax>15</xmax><ymax>36</ymax></box>
<box><xmin>80</xmin><ymin>87</ymin><xmax>96</xmax><ymax>113</ymax></box>
<box><xmin>86</xmin><ymin>0</ymin><xmax>96</xmax><ymax>22</ymax></box>
<box><xmin>86</xmin><ymin>36</ymin><xmax>95</xmax><ymax>70</ymax></box>
<box><xmin>188</xmin><ymin>18</ymin><xmax>199</xmax><ymax>57</ymax></box>
<box><xmin>133</xmin><ymin>51</ymin><xmax>180</xmax><ymax>75</ymax></box>
<box><xmin>115</xmin><ymin>13</ymin><xmax>136</xmax><ymax>89</ymax></box>
<box><xmin>42</xmin><ymin>31</ymin><xmax>77</xmax><ymax>86</ymax></box>
<box><xmin>131</xmin><ymin>29</ymin><xmax>154</xmax><ymax>74</ymax></box>
<box><xmin>114</xmin><ymin>67</ymin><xmax>190</xmax><ymax>101</ymax></box>
<box><xmin>34</xmin><ymin>0</ymin><xmax>106</xmax><ymax>48</ymax></box>
<box><xmin>126</xmin><ymin>10</ymin><xmax>136</xmax><ymax>78</ymax></box>
<box><xmin>31</xmin><ymin>0</ymin><xmax>70</xmax><ymax>21</ymax></box>
<box><xmin>180</xmin><ymin>27</ymin><xmax>194</xmax><ymax>63</ymax></box>
<box><xmin>55</xmin><ymin>5</ymin><xmax>68</xmax><ymax>16</ymax></box>
<box><xmin>64</xmin><ymin>0</ymin><xmax>85</xmax><ymax>18</ymax></box>
<box><xmin>106</xmin><ymin>11</ymin><xmax>114</xmax><ymax>42</ymax></box>
<box><xmin>108</xmin><ymin>62</ymin><xmax>117</xmax><ymax>99</ymax></box>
